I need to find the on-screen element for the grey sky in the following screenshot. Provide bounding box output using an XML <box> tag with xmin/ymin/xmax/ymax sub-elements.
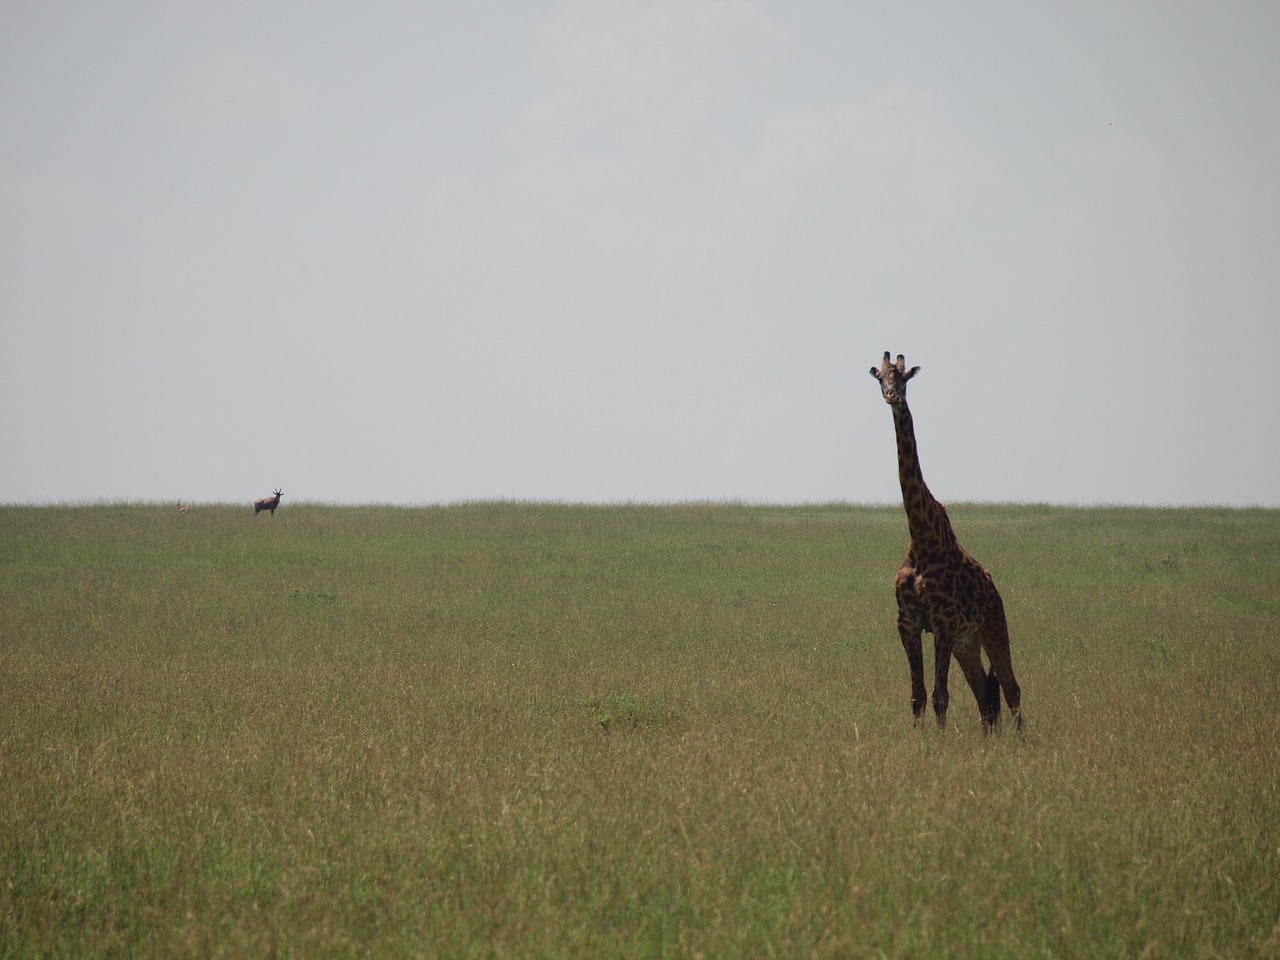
<box><xmin>3</xmin><ymin>2</ymin><xmax>1277</xmax><ymax>506</ymax></box>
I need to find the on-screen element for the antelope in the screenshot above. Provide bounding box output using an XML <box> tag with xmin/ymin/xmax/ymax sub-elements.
<box><xmin>253</xmin><ymin>488</ymin><xmax>283</xmax><ymax>516</ymax></box>
<box><xmin>177</xmin><ymin>501</ymin><xmax>190</xmax><ymax>514</ymax></box>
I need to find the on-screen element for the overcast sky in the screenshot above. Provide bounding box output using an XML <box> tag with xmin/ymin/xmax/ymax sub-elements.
<box><xmin>3</xmin><ymin>2</ymin><xmax>1277</xmax><ymax>506</ymax></box>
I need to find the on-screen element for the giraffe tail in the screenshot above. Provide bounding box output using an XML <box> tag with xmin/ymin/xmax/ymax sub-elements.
<box><xmin>985</xmin><ymin>670</ymin><xmax>1002</xmax><ymax>725</ymax></box>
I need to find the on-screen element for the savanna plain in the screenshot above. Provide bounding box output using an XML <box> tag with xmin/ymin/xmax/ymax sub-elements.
<box><xmin>1</xmin><ymin>502</ymin><xmax>1277</xmax><ymax>959</ymax></box>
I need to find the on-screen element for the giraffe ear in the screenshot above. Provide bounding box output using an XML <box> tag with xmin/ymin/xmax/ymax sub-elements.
<box><xmin>905</xmin><ymin>365</ymin><xmax>921</xmax><ymax>380</ymax></box>
<box><xmin>869</xmin><ymin>366</ymin><xmax>882</xmax><ymax>379</ymax></box>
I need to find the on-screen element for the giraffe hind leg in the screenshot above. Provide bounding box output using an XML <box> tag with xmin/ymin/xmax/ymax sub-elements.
<box><xmin>953</xmin><ymin>643</ymin><xmax>999</xmax><ymax>733</ymax></box>
<box><xmin>932</xmin><ymin>631</ymin><xmax>961</xmax><ymax>731</ymax></box>
<box><xmin>984</xmin><ymin>668</ymin><xmax>1002</xmax><ymax>728</ymax></box>
<box><xmin>980</xmin><ymin>618</ymin><xmax>1023</xmax><ymax>731</ymax></box>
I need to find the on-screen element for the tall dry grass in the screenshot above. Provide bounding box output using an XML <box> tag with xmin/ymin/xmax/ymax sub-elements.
<box><xmin>1</xmin><ymin>502</ymin><xmax>1277</xmax><ymax>957</ymax></box>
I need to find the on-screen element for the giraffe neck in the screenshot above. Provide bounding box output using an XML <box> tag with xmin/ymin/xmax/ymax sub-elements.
<box><xmin>892</xmin><ymin>401</ymin><xmax>958</xmax><ymax>557</ymax></box>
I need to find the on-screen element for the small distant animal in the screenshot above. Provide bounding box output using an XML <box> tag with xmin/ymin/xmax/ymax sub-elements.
<box><xmin>253</xmin><ymin>488</ymin><xmax>283</xmax><ymax>516</ymax></box>
<box><xmin>177</xmin><ymin>501</ymin><xmax>190</xmax><ymax>514</ymax></box>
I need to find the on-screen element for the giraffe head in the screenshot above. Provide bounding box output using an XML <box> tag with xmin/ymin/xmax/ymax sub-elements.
<box><xmin>869</xmin><ymin>352</ymin><xmax>920</xmax><ymax>406</ymax></box>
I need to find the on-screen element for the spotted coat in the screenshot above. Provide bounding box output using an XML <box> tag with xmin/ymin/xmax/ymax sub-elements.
<box><xmin>871</xmin><ymin>353</ymin><xmax>1022</xmax><ymax>731</ymax></box>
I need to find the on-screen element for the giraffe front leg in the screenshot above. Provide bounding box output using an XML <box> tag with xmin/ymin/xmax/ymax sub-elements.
<box><xmin>895</xmin><ymin>614</ymin><xmax>927</xmax><ymax>722</ymax></box>
<box><xmin>895</xmin><ymin>573</ymin><xmax>928</xmax><ymax>722</ymax></box>
<box><xmin>901</xmin><ymin>629</ymin><xmax>926</xmax><ymax>722</ymax></box>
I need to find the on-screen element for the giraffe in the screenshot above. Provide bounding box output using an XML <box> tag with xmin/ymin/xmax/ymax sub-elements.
<box><xmin>869</xmin><ymin>352</ymin><xmax>1022</xmax><ymax>732</ymax></box>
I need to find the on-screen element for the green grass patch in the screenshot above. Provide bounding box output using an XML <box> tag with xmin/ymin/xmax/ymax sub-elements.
<box><xmin>578</xmin><ymin>692</ymin><xmax>682</xmax><ymax>733</ymax></box>
<box><xmin>1</xmin><ymin>501</ymin><xmax>1278</xmax><ymax>958</ymax></box>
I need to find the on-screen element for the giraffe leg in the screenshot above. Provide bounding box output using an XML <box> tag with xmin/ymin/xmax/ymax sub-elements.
<box><xmin>931</xmin><ymin>631</ymin><xmax>954</xmax><ymax>730</ymax></box>
<box><xmin>985</xmin><ymin>670</ymin><xmax>1003</xmax><ymax>727</ymax></box>
<box><xmin>980</xmin><ymin>617</ymin><xmax>1023</xmax><ymax>731</ymax></box>
<box><xmin>895</xmin><ymin>582</ymin><xmax>927</xmax><ymax>722</ymax></box>
<box><xmin>897</xmin><ymin>619</ymin><xmax>927</xmax><ymax>722</ymax></box>
<box><xmin>953</xmin><ymin>642</ymin><xmax>999</xmax><ymax>733</ymax></box>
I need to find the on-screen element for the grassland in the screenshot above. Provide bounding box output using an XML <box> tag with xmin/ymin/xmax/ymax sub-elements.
<box><xmin>1</xmin><ymin>501</ymin><xmax>1278</xmax><ymax>958</ymax></box>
